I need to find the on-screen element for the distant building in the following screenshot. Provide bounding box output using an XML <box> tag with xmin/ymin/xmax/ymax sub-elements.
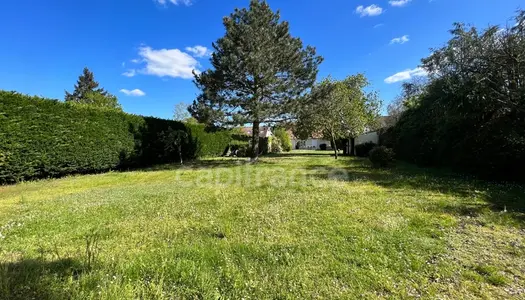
<box><xmin>239</xmin><ymin>126</ymin><xmax>273</xmax><ymax>138</ymax></box>
<box><xmin>288</xmin><ymin>131</ymin><xmax>331</xmax><ymax>150</ymax></box>
<box><xmin>288</xmin><ymin>116</ymin><xmax>390</xmax><ymax>151</ymax></box>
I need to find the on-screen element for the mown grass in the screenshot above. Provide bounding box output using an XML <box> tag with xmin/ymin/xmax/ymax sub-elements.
<box><xmin>0</xmin><ymin>151</ymin><xmax>524</xmax><ymax>299</ymax></box>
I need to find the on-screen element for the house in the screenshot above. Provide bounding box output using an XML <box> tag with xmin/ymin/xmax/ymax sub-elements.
<box><xmin>343</xmin><ymin>116</ymin><xmax>393</xmax><ymax>154</ymax></box>
<box><xmin>239</xmin><ymin>126</ymin><xmax>273</xmax><ymax>138</ymax></box>
<box><xmin>292</xmin><ymin>131</ymin><xmax>377</xmax><ymax>151</ymax></box>
<box><xmin>237</xmin><ymin>126</ymin><xmax>273</xmax><ymax>154</ymax></box>
<box><xmin>289</xmin><ymin>131</ymin><xmax>332</xmax><ymax>150</ymax></box>
<box><xmin>289</xmin><ymin>116</ymin><xmax>390</xmax><ymax>151</ymax></box>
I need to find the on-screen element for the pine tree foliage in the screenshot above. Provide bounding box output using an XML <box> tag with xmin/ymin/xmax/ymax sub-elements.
<box><xmin>191</xmin><ymin>0</ymin><xmax>322</xmax><ymax>160</ymax></box>
<box><xmin>65</xmin><ymin>67</ymin><xmax>121</xmax><ymax>110</ymax></box>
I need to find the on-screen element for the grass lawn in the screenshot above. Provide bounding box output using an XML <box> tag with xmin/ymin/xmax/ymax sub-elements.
<box><xmin>1</xmin><ymin>150</ymin><xmax>524</xmax><ymax>299</ymax></box>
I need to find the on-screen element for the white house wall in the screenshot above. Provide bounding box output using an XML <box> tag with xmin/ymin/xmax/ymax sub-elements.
<box><xmin>293</xmin><ymin>139</ymin><xmax>330</xmax><ymax>150</ymax></box>
<box><xmin>292</xmin><ymin>131</ymin><xmax>378</xmax><ymax>150</ymax></box>
<box><xmin>355</xmin><ymin>131</ymin><xmax>379</xmax><ymax>145</ymax></box>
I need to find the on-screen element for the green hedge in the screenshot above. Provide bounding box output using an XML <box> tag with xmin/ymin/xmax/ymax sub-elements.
<box><xmin>186</xmin><ymin>124</ymin><xmax>233</xmax><ymax>157</ymax></box>
<box><xmin>0</xmin><ymin>91</ymin><xmax>232</xmax><ymax>183</ymax></box>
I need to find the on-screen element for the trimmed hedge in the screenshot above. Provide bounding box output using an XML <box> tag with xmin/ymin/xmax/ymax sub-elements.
<box><xmin>0</xmin><ymin>91</ymin><xmax>232</xmax><ymax>183</ymax></box>
<box><xmin>355</xmin><ymin>142</ymin><xmax>376</xmax><ymax>157</ymax></box>
<box><xmin>186</xmin><ymin>124</ymin><xmax>233</xmax><ymax>158</ymax></box>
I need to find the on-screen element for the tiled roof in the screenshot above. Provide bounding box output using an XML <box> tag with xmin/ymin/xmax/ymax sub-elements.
<box><xmin>240</xmin><ymin>126</ymin><xmax>271</xmax><ymax>137</ymax></box>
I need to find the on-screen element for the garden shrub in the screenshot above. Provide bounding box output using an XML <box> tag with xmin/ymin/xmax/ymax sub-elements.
<box><xmin>355</xmin><ymin>142</ymin><xmax>377</xmax><ymax>157</ymax></box>
<box><xmin>273</xmin><ymin>128</ymin><xmax>292</xmax><ymax>152</ymax></box>
<box><xmin>270</xmin><ymin>136</ymin><xmax>283</xmax><ymax>153</ymax></box>
<box><xmin>0</xmin><ymin>91</ymin><xmax>232</xmax><ymax>183</ymax></box>
<box><xmin>319</xmin><ymin>143</ymin><xmax>327</xmax><ymax>151</ymax></box>
<box><xmin>369</xmin><ymin>146</ymin><xmax>395</xmax><ymax>168</ymax></box>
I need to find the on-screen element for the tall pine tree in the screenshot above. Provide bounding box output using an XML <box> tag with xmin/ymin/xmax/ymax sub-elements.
<box><xmin>65</xmin><ymin>67</ymin><xmax>106</xmax><ymax>102</ymax></box>
<box><xmin>191</xmin><ymin>0</ymin><xmax>322</xmax><ymax>161</ymax></box>
<box><xmin>65</xmin><ymin>67</ymin><xmax>121</xmax><ymax>110</ymax></box>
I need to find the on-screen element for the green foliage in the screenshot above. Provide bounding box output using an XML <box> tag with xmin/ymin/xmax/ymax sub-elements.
<box><xmin>355</xmin><ymin>142</ymin><xmax>377</xmax><ymax>157</ymax></box>
<box><xmin>391</xmin><ymin>10</ymin><xmax>525</xmax><ymax>180</ymax></box>
<box><xmin>159</xmin><ymin>128</ymin><xmax>189</xmax><ymax>164</ymax></box>
<box><xmin>0</xmin><ymin>91</ymin><xmax>232</xmax><ymax>183</ymax></box>
<box><xmin>319</xmin><ymin>144</ymin><xmax>327</xmax><ymax>151</ymax></box>
<box><xmin>191</xmin><ymin>0</ymin><xmax>322</xmax><ymax>159</ymax></box>
<box><xmin>369</xmin><ymin>146</ymin><xmax>395</xmax><ymax>168</ymax></box>
<box><xmin>64</xmin><ymin>67</ymin><xmax>121</xmax><ymax>110</ymax></box>
<box><xmin>71</xmin><ymin>91</ymin><xmax>122</xmax><ymax>111</ymax></box>
<box><xmin>186</xmin><ymin>124</ymin><xmax>233</xmax><ymax>158</ymax></box>
<box><xmin>270</xmin><ymin>136</ymin><xmax>282</xmax><ymax>153</ymax></box>
<box><xmin>234</xmin><ymin>146</ymin><xmax>249</xmax><ymax>157</ymax></box>
<box><xmin>228</xmin><ymin>133</ymin><xmax>251</xmax><ymax>157</ymax></box>
<box><xmin>296</xmin><ymin>74</ymin><xmax>381</xmax><ymax>158</ymax></box>
<box><xmin>258</xmin><ymin>138</ymin><xmax>270</xmax><ymax>155</ymax></box>
<box><xmin>272</xmin><ymin>128</ymin><xmax>292</xmax><ymax>152</ymax></box>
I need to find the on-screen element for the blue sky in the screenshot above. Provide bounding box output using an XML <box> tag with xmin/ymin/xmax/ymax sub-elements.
<box><xmin>1</xmin><ymin>0</ymin><xmax>522</xmax><ymax>119</ymax></box>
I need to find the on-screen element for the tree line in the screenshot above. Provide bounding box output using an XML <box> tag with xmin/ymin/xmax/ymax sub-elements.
<box><xmin>60</xmin><ymin>0</ymin><xmax>523</xmax><ymax>181</ymax></box>
<box><xmin>386</xmin><ymin>10</ymin><xmax>525</xmax><ymax>180</ymax></box>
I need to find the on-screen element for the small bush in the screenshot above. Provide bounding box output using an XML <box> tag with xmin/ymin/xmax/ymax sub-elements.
<box><xmin>273</xmin><ymin>128</ymin><xmax>292</xmax><ymax>152</ymax></box>
<box><xmin>355</xmin><ymin>142</ymin><xmax>377</xmax><ymax>157</ymax></box>
<box><xmin>319</xmin><ymin>143</ymin><xmax>327</xmax><ymax>151</ymax></box>
<box><xmin>369</xmin><ymin>146</ymin><xmax>395</xmax><ymax>168</ymax></box>
<box><xmin>270</xmin><ymin>136</ymin><xmax>283</xmax><ymax>153</ymax></box>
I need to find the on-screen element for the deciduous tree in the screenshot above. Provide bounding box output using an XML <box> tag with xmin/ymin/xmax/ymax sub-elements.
<box><xmin>393</xmin><ymin>10</ymin><xmax>525</xmax><ymax>179</ymax></box>
<box><xmin>296</xmin><ymin>75</ymin><xmax>381</xmax><ymax>159</ymax></box>
<box><xmin>173</xmin><ymin>102</ymin><xmax>192</xmax><ymax>122</ymax></box>
<box><xmin>159</xmin><ymin>127</ymin><xmax>189</xmax><ymax>165</ymax></box>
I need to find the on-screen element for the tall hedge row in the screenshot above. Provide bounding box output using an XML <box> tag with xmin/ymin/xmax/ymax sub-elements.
<box><xmin>388</xmin><ymin>14</ymin><xmax>525</xmax><ymax>181</ymax></box>
<box><xmin>0</xmin><ymin>91</ymin><xmax>232</xmax><ymax>183</ymax></box>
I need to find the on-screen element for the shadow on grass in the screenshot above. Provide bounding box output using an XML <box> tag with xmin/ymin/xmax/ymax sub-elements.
<box><xmin>265</xmin><ymin>151</ymin><xmax>336</xmax><ymax>158</ymax></box>
<box><xmin>133</xmin><ymin>157</ymin><xmax>279</xmax><ymax>172</ymax></box>
<box><xmin>310</xmin><ymin>158</ymin><xmax>525</xmax><ymax>225</ymax></box>
<box><xmin>0</xmin><ymin>258</ymin><xmax>83</xmax><ymax>300</ymax></box>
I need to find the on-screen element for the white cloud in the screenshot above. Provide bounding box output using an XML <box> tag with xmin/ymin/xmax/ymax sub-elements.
<box><xmin>185</xmin><ymin>45</ymin><xmax>211</xmax><ymax>58</ymax></box>
<box><xmin>122</xmin><ymin>69</ymin><xmax>136</xmax><ymax>77</ymax></box>
<box><xmin>356</xmin><ymin>5</ymin><xmax>383</xmax><ymax>17</ymax></box>
<box><xmin>155</xmin><ymin>0</ymin><xmax>192</xmax><ymax>6</ymax></box>
<box><xmin>373</xmin><ymin>23</ymin><xmax>384</xmax><ymax>29</ymax></box>
<box><xmin>389</xmin><ymin>0</ymin><xmax>411</xmax><ymax>7</ymax></box>
<box><xmin>130</xmin><ymin>58</ymin><xmax>140</xmax><ymax>64</ymax></box>
<box><xmin>120</xmin><ymin>89</ymin><xmax>146</xmax><ymax>97</ymax></box>
<box><xmin>390</xmin><ymin>35</ymin><xmax>410</xmax><ymax>44</ymax></box>
<box><xmin>384</xmin><ymin>67</ymin><xmax>428</xmax><ymax>84</ymax></box>
<box><xmin>137</xmin><ymin>46</ymin><xmax>200</xmax><ymax>79</ymax></box>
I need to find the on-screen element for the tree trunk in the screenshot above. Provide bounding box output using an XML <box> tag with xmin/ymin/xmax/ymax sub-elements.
<box><xmin>349</xmin><ymin>137</ymin><xmax>356</xmax><ymax>156</ymax></box>
<box><xmin>250</xmin><ymin>121</ymin><xmax>260</xmax><ymax>162</ymax></box>
<box><xmin>178</xmin><ymin>145</ymin><xmax>183</xmax><ymax>165</ymax></box>
<box><xmin>331</xmin><ymin>135</ymin><xmax>338</xmax><ymax>159</ymax></box>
